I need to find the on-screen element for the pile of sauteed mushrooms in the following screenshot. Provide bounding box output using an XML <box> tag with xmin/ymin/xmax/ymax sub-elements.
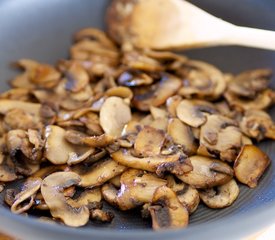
<box><xmin>0</xmin><ymin>27</ymin><xmax>274</xmax><ymax>230</ymax></box>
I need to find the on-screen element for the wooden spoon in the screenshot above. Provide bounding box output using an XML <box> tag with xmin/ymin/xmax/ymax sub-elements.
<box><xmin>107</xmin><ymin>0</ymin><xmax>275</xmax><ymax>50</ymax></box>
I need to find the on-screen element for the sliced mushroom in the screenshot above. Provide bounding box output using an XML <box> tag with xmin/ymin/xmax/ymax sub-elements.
<box><xmin>150</xmin><ymin>106</ymin><xmax>168</xmax><ymax>120</ymax></box>
<box><xmin>0</xmin><ymin>153</ymin><xmax>17</xmax><ymax>182</ymax></box>
<box><xmin>90</xmin><ymin>209</ymin><xmax>114</xmax><ymax>222</ymax></box>
<box><xmin>167</xmin><ymin>118</ymin><xmax>197</xmax><ymax>155</ymax></box>
<box><xmin>117</xmin><ymin>70</ymin><xmax>154</xmax><ymax>87</ymax></box>
<box><xmin>134</xmin><ymin>126</ymin><xmax>165</xmax><ymax>157</ymax></box>
<box><xmin>41</xmin><ymin>172</ymin><xmax>89</xmax><ymax>227</ymax></box>
<box><xmin>45</xmin><ymin>125</ymin><xmax>90</xmax><ymax>164</ymax></box>
<box><xmin>0</xmin><ymin>184</ymin><xmax>4</xmax><ymax>193</ymax></box>
<box><xmin>228</xmin><ymin>69</ymin><xmax>272</xmax><ymax>98</ymax></box>
<box><xmin>133</xmin><ymin>73</ymin><xmax>182</xmax><ymax>111</ymax></box>
<box><xmin>109</xmin><ymin>174</ymin><xmax>121</xmax><ymax>188</ymax></box>
<box><xmin>111</xmin><ymin>148</ymin><xmax>191</xmax><ymax>174</ymax></box>
<box><xmin>234</xmin><ymin>145</ymin><xmax>270</xmax><ymax>188</ymax></box>
<box><xmin>71</xmin><ymin>158</ymin><xmax>127</xmax><ymax>187</ymax></box>
<box><xmin>166</xmin><ymin>95</ymin><xmax>182</xmax><ymax>117</ymax></box>
<box><xmin>68</xmin><ymin>188</ymin><xmax>102</xmax><ymax>208</ymax></box>
<box><xmin>177</xmin><ymin>60</ymin><xmax>226</xmax><ymax>99</ymax></box>
<box><xmin>198</xmin><ymin>114</ymin><xmax>242</xmax><ymax>162</ymax></box>
<box><xmin>101</xmin><ymin>183</ymin><xmax>118</xmax><ymax>206</ymax></box>
<box><xmin>67</xmin><ymin>148</ymin><xmax>96</xmax><ymax>165</ymax></box>
<box><xmin>240</xmin><ymin>110</ymin><xmax>275</xmax><ymax>141</ymax></box>
<box><xmin>32</xmin><ymin>165</ymin><xmax>67</xmax><ymax>179</ymax></box>
<box><xmin>166</xmin><ymin>175</ymin><xmax>200</xmax><ymax>214</ymax></box>
<box><xmin>11</xmin><ymin>177</ymin><xmax>42</xmax><ymax>214</ymax></box>
<box><xmin>176</xmin><ymin>99</ymin><xmax>217</xmax><ymax>128</ymax></box>
<box><xmin>0</xmin><ymin>100</ymin><xmax>41</xmax><ymax>116</ymax></box>
<box><xmin>82</xmin><ymin>134</ymin><xmax>115</xmax><ymax>148</ymax></box>
<box><xmin>106</xmin><ymin>86</ymin><xmax>133</xmax><ymax>100</ymax></box>
<box><xmin>199</xmin><ymin>179</ymin><xmax>239</xmax><ymax>208</ymax></box>
<box><xmin>116</xmin><ymin>169</ymin><xmax>167</xmax><ymax>210</ymax></box>
<box><xmin>149</xmin><ymin>186</ymin><xmax>189</xmax><ymax>230</ymax></box>
<box><xmin>176</xmin><ymin>155</ymin><xmax>233</xmax><ymax>188</ymax></box>
<box><xmin>99</xmin><ymin>96</ymin><xmax>132</xmax><ymax>137</ymax></box>
<box><xmin>224</xmin><ymin>89</ymin><xmax>274</xmax><ymax>111</ymax></box>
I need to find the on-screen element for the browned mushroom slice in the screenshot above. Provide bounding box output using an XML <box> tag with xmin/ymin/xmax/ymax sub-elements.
<box><xmin>122</xmin><ymin>51</ymin><xmax>164</xmax><ymax>72</ymax></box>
<box><xmin>41</xmin><ymin>172</ymin><xmax>89</xmax><ymax>227</ymax></box>
<box><xmin>149</xmin><ymin>186</ymin><xmax>189</xmax><ymax>230</ymax></box>
<box><xmin>45</xmin><ymin>125</ymin><xmax>75</xmax><ymax>164</ymax></box>
<box><xmin>134</xmin><ymin>126</ymin><xmax>165</xmax><ymax>157</ymax></box>
<box><xmin>106</xmin><ymin>86</ymin><xmax>133</xmax><ymax>100</ymax></box>
<box><xmin>177</xmin><ymin>60</ymin><xmax>226</xmax><ymax>99</ymax></box>
<box><xmin>63</xmin><ymin>62</ymin><xmax>90</xmax><ymax>93</ymax></box>
<box><xmin>90</xmin><ymin>209</ymin><xmax>114</xmax><ymax>222</ymax></box>
<box><xmin>177</xmin><ymin>155</ymin><xmax>233</xmax><ymax>188</ymax></box>
<box><xmin>74</xmin><ymin>28</ymin><xmax>117</xmax><ymax>49</ymax></box>
<box><xmin>3</xmin><ymin>108</ymin><xmax>42</xmax><ymax>131</ymax></box>
<box><xmin>109</xmin><ymin>174</ymin><xmax>121</xmax><ymax>188</ymax></box>
<box><xmin>118</xmin><ymin>70</ymin><xmax>154</xmax><ymax>87</ymax></box>
<box><xmin>82</xmin><ymin>134</ymin><xmax>115</xmax><ymax>148</ymax></box>
<box><xmin>45</xmin><ymin>125</ymin><xmax>90</xmax><ymax>164</ymax></box>
<box><xmin>7</xmin><ymin>129</ymin><xmax>43</xmax><ymax>165</ymax></box>
<box><xmin>176</xmin><ymin>99</ymin><xmax>217</xmax><ymax>128</ymax></box>
<box><xmin>11</xmin><ymin>177</ymin><xmax>42</xmax><ymax>214</ymax></box>
<box><xmin>0</xmin><ymin>88</ymin><xmax>30</xmax><ymax>101</ymax></box>
<box><xmin>67</xmin><ymin>148</ymin><xmax>96</xmax><ymax>165</ymax></box>
<box><xmin>68</xmin><ymin>188</ymin><xmax>102</xmax><ymax>208</ymax></box>
<box><xmin>150</xmin><ymin>106</ymin><xmax>168</xmax><ymax>120</ymax></box>
<box><xmin>240</xmin><ymin>110</ymin><xmax>275</xmax><ymax>141</ymax></box>
<box><xmin>101</xmin><ymin>183</ymin><xmax>118</xmax><ymax>206</ymax></box>
<box><xmin>111</xmin><ymin>149</ymin><xmax>191</xmax><ymax>174</ymax></box>
<box><xmin>199</xmin><ymin>179</ymin><xmax>239</xmax><ymax>209</ymax></box>
<box><xmin>228</xmin><ymin>69</ymin><xmax>272</xmax><ymax>98</ymax></box>
<box><xmin>167</xmin><ymin>118</ymin><xmax>197</xmax><ymax>155</ymax></box>
<box><xmin>166</xmin><ymin>95</ymin><xmax>182</xmax><ymax>117</ymax></box>
<box><xmin>71</xmin><ymin>158</ymin><xmax>127</xmax><ymax>187</ymax></box>
<box><xmin>133</xmin><ymin>73</ymin><xmax>182</xmax><ymax>111</ymax></box>
<box><xmin>166</xmin><ymin>175</ymin><xmax>200</xmax><ymax>214</ymax></box>
<box><xmin>0</xmin><ymin>100</ymin><xmax>41</xmax><ymax>116</ymax></box>
<box><xmin>116</xmin><ymin>169</ymin><xmax>167</xmax><ymax>210</ymax></box>
<box><xmin>224</xmin><ymin>89</ymin><xmax>274</xmax><ymax>111</ymax></box>
<box><xmin>99</xmin><ymin>96</ymin><xmax>132</xmax><ymax>137</ymax></box>
<box><xmin>198</xmin><ymin>114</ymin><xmax>242</xmax><ymax>162</ymax></box>
<box><xmin>32</xmin><ymin>165</ymin><xmax>67</xmax><ymax>179</ymax></box>
<box><xmin>0</xmin><ymin>153</ymin><xmax>17</xmax><ymax>182</ymax></box>
<box><xmin>234</xmin><ymin>145</ymin><xmax>270</xmax><ymax>188</ymax></box>
<box><xmin>241</xmin><ymin>135</ymin><xmax>253</xmax><ymax>145</ymax></box>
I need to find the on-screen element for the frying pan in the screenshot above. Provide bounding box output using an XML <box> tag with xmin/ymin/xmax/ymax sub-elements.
<box><xmin>0</xmin><ymin>0</ymin><xmax>275</xmax><ymax>239</ymax></box>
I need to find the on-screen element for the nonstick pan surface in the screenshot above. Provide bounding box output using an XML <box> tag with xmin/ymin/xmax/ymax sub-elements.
<box><xmin>0</xmin><ymin>0</ymin><xmax>275</xmax><ymax>239</ymax></box>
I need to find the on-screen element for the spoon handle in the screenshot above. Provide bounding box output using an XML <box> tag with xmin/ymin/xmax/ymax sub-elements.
<box><xmin>226</xmin><ymin>26</ymin><xmax>275</xmax><ymax>51</ymax></box>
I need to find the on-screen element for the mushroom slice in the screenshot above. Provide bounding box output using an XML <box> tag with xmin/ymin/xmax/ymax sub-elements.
<box><xmin>63</xmin><ymin>62</ymin><xmax>90</xmax><ymax>93</ymax></box>
<box><xmin>166</xmin><ymin>95</ymin><xmax>182</xmax><ymax>117</ymax></box>
<box><xmin>0</xmin><ymin>153</ymin><xmax>17</xmax><ymax>182</ymax></box>
<box><xmin>111</xmin><ymin>149</ymin><xmax>191</xmax><ymax>174</ymax></box>
<box><xmin>149</xmin><ymin>186</ymin><xmax>189</xmax><ymax>230</ymax></box>
<box><xmin>11</xmin><ymin>177</ymin><xmax>42</xmax><ymax>214</ymax></box>
<box><xmin>116</xmin><ymin>169</ymin><xmax>167</xmax><ymax>210</ymax></box>
<box><xmin>101</xmin><ymin>183</ymin><xmax>118</xmax><ymax>206</ymax></box>
<box><xmin>228</xmin><ymin>69</ymin><xmax>272</xmax><ymax>98</ymax></box>
<box><xmin>32</xmin><ymin>165</ymin><xmax>67</xmax><ymax>179</ymax></box>
<box><xmin>176</xmin><ymin>99</ymin><xmax>217</xmax><ymax>128</ymax></box>
<box><xmin>106</xmin><ymin>86</ymin><xmax>133</xmax><ymax>100</ymax></box>
<box><xmin>99</xmin><ymin>96</ymin><xmax>132</xmax><ymax>137</ymax></box>
<box><xmin>0</xmin><ymin>100</ymin><xmax>41</xmax><ymax>116</ymax></box>
<box><xmin>133</xmin><ymin>73</ymin><xmax>182</xmax><ymax>111</ymax></box>
<box><xmin>166</xmin><ymin>176</ymin><xmax>200</xmax><ymax>214</ymax></box>
<box><xmin>67</xmin><ymin>148</ymin><xmax>96</xmax><ymax>165</ymax></box>
<box><xmin>82</xmin><ymin>134</ymin><xmax>115</xmax><ymax>148</ymax></box>
<box><xmin>117</xmin><ymin>70</ymin><xmax>154</xmax><ymax>87</ymax></box>
<box><xmin>177</xmin><ymin>60</ymin><xmax>226</xmax><ymax>99</ymax></box>
<box><xmin>45</xmin><ymin>125</ymin><xmax>90</xmax><ymax>164</ymax></box>
<box><xmin>198</xmin><ymin>114</ymin><xmax>242</xmax><ymax>162</ymax></box>
<box><xmin>0</xmin><ymin>184</ymin><xmax>4</xmax><ymax>193</ymax></box>
<box><xmin>150</xmin><ymin>106</ymin><xmax>168</xmax><ymax>120</ymax></box>
<box><xmin>234</xmin><ymin>145</ymin><xmax>270</xmax><ymax>188</ymax></box>
<box><xmin>3</xmin><ymin>108</ymin><xmax>42</xmax><ymax>131</ymax></box>
<box><xmin>177</xmin><ymin>155</ymin><xmax>233</xmax><ymax>188</ymax></box>
<box><xmin>240</xmin><ymin>110</ymin><xmax>275</xmax><ymax>141</ymax></box>
<box><xmin>109</xmin><ymin>174</ymin><xmax>121</xmax><ymax>188</ymax></box>
<box><xmin>41</xmin><ymin>172</ymin><xmax>89</xmax><ymax>227</ymax></box>
<box><xmin>68</xmin><ymin>188</ymin><xmax>102</xmax><ymax>208</ymax></box>
<box><xmin>134</xmin><ymin>126</ymin><xmax>165</xmax><ymax>157</ymax></box>
<box><xmin>224</xmin><ymin>89</ymin><xmax>274</xmax><ymax>111</ymax></box>
<box><xmin>90</xmin><ymin>209</ymin><xmax>114</xmax><ymax>222</ymax></box>
<box><xmin>199</xmin><ymin>179</ymin><xmax>239</xmax><ymax>208</ymax></box>
<box><xmin>71</xmin><ymin>158</ymin><xmax>127</xmax><ymax>187</ymax></box>
<box><xmin>167</xmin><ymin>118</ymin><xmax>197</xmax><ymax>155</ymax></box>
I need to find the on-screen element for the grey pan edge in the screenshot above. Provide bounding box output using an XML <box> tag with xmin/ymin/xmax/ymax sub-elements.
<box><xmin>0</xmin><ymin>202</ymin><xmax>274</xmax><ymax>240</ymax></box>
